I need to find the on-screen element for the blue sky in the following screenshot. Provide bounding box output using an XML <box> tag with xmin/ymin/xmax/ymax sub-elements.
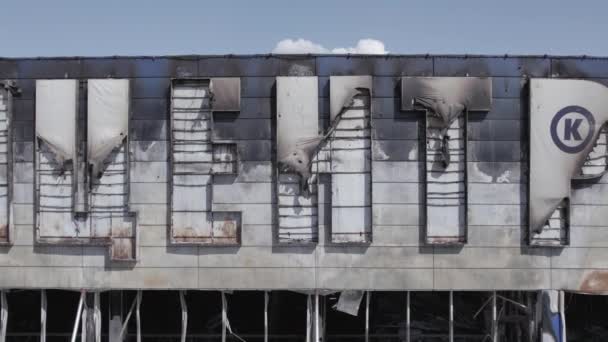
<box><xmin>1</xmin><ymin>0</ymin><xmax>606</xmax><ymax>57</ymax></box>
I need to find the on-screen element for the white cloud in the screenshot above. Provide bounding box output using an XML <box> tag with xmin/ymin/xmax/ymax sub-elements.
<box><xmin>272</xmin><ymin>38</ymin><xmax>388</xmax><ymax>54</ymax></box>
<box><xmin>272</xmin><ymin>39</ymin><xmax>329</xmax><ymax>54</ymax></box>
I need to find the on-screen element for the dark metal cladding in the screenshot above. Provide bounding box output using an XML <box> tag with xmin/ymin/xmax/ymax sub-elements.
<box><xmin>0</xmin><ymin>59</ymin><xmax>18</xmax><ymax>79</ymax></box>
<box><xmin>492</xmin><ymin>77</ymin><xmax>526</xmax><ymax>98</ymax></box>
<box><xmin>199</xmin><ymin>56</ymin><xmax>315</xmax><ymax>77</ymax></box>
<box><xmin>130</xmin><ymin>119</ymin><xmax>168</xmax><ymax>141</ymax></box>
<box><xmin>132</xmin><ymin>99</ymin><xmax>168</xmax><ymax>120</ymax></box>
<box><xmin>468</xmin><ymin>141</ymin><xmax>523</xmax><ymax>162</ymax></box>
<box><xmin>12</xmin><ymin>120</ymin><xmax>34</xmax><ymax>142</ymax></box>
<box><xmin>212</xmin><ymin>118</ymin><xmax>271</xmax><ymax>140</ymax></box>
<box><xmin>17</xmin><ymin>58</ymin><xmax>82</xmax><ymax>79</ymax></box>
<box><xmin>132</xmin><ymin>78</ymin><xmax>171</xmax><ymax>98</ymax></box>
<box><xmin>434</xmin><ymin>56</ymin><xmax>551</xmax><ymax>77</ymax></box>
<box><xmin>241</xmin><ymin>77</ymin><xmax>275</xmax><ymax>98</ymax></box>
<box><xmin>236</xmin><ymin>140</ymin><xmax>272</xmax><ymax>161</ymax></box>
<box><xmin>372</xmin><ymin>118</ymin><xmax>419</xmax><ymax>140</ymax></box>
<box><xmin>468</xmin><ymin>98</ymin><xmax>523</xmax><ymax>120</ymax></box>
<box><xmin>371</xmin><ymin>98</ymin><xmax>401</xmax><ymax>119</ymax></box>
<box><xmin>12</xmin><ymin>99</ymin><xmax>34</xmax><ymax>121</ymax></box>
<box><xmin>468</xmin><ymin>120</ymin><xmax>522</xmax><ymax>141</ymax></box>
<box><xmin>552</xmin><ymin>58</ymin><xmax>608</xmax><ymax>78</ymax></box>
<box><xmin>372</xmin><ymin>76</ymin><xmax>401</xmax><ymax>98</ymax></box>
<box><xmin>211</xmin><ymin>78</ymin><xmax>241</xmax><ymax>112</ymax></box>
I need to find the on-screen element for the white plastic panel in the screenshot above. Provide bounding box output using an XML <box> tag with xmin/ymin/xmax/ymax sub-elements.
<box><xmin>87</xmin><ymin>79</ymin><xmax>130</xmax><ymax>178</ymax></box>
<box><xmin>35</xmin><ymin>80</ymin><xmax>78</xmax><ymax>165</ymax></box>
<box><xmin>276</xmin><ymin>76</ymin><xmax>320</xmax><ymax>243</ymax></box>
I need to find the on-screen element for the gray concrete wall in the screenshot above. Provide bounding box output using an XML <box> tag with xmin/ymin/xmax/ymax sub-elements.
<box><xmin>1</xmin><ymin>55</ymin><xmax>608</xmax><ymax>291</ymax></box>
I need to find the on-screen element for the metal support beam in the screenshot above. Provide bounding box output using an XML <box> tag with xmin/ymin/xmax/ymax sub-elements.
<box><xmin>221</xmin><ymin>292</ymin><xmax>227</xmax><ymax>342</ymax></box>
<box><xmin>306</xmin><ymin>295</ymin><xmax>312</xmax><ymax>342</ymax></box>
<box><xmin>82</xmin><ymin>294</ymin><xmax>88</xmax><ymax>342</ymax></box>
<box><xmin>136</xmin><ymin>291</ymin><xmax>141</xmax><ymax>342</ymax></box>
<box><xmin>264</xmin><ymin>291</ymin><xmax>269</xmax><ymax>342</ymax></box>
<box><xmin>94</xmin><ymin>292</ymin><xmax>101</xmax><ymax>342</ymax></box>
<box><xmin>365</xmin><ymin>291</ymin><xmax>370</xmax><ymax>342</ymax></box>
<box><xmin>449</xmin><ymin>291</ymin><xmax>454</xmax><ymax>342</ymax></box>
<box><xmin>492</xmin><ymin>291</ymin><xmax>497</xmax><ymax>342</ymax></box>
<box><xmin>180</xmin><ymin>291</ymin><xmax>187</xmax><ymax>342</ymax></box>
<box><xmin>559</xmin><ymin>291</ymin><xmax>566</xmax><ymax>342</ymax></box>
<box><xmin>0</xmin><ymin>291</ymin><xmax>7</xmax><ymax>342</ymax></box>
<box><xmin>41</xmin><ymin>290</ymin><xmax>47</xmax><ymax>342</ymax></box>
<box><xmin>118</xmin><ymin>291</ymin><xmax>140</xmax><ymax>342</ymax></box>
<box><xmin>315</xmin><ymin>292</ymin><xmax>320</xmax><ymax>342</ymax></box>
<box><xmin>406</xmin><ymin>291</ymin><xmax>410</xmax><ymax>342</ymax></box>
<box><xmin>71</xmin><ymin>290</ymin><xmax>86</xmax><ymax>342</ymax></box>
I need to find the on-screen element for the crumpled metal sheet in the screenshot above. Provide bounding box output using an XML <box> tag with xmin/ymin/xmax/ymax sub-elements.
<box><xmin>87</xmin><ymin>79</ymin><xmax>129</xmax><ymax>178</ymax></box>
<box><xmin>529</xmin><ymin>79</ymin><xmax>608</xmax><ymax>235</ymax></box>
<box><xmin>402</xmin><ymin>77</ymin><xmax>492</xmax><ymax>167</ymax></box>
<box><xmin>1</xmin><ymin>80</ymin><xmax>20</xmax><ymax>96</ymax></box>
<box><xmin>330</xmin><ymin>75</ymin><xmax>372</xmax><ymax>123</ymax></box>
<box><xmin>333</xmin><ymin>290</ymin><xmax>365</xmax><ymax>316</ymax></box>
<box><xmin>35</xmin><ymin>79</ymin><xmax>78</xmax><ymax>167</ymax></box>
<box><xmin>210</xmin><ymin>77</ymin><xmax>240</xmax><ymax>112</ymax></box>
<box><xmin>276</xmin><ymin>76</ymin><xmax>320</xmax><ymax>187</ymax></box>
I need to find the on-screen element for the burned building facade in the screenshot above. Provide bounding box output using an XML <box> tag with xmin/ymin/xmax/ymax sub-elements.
<box><xmin>0</xmin><ymin>55</ymin><xmax>607</xmax><ymax>341</ymax></box>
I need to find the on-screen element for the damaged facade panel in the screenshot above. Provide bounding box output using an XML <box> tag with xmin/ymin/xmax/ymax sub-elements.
<box><xmin>34</xmin><ymin>79</ymin><xmax>137</xmax><ymax>261</ymax></box>
<box><xmin>87</xmin><ymin>79</ymin><xmax>137</xmax><ymax>261</ymax></box>
<box><xmin>529</xmin><ymin>79</ymin><xmax>608</xmax><ymax>246</ymax></box>
<box><xmin>210</xmin><ymin>77</ymin><xmax>240</xmax><ymax>112</ymax></box>
<box><xmin>0</xmin><ymin>82</ymin><xmax>13</xmax><ymax>244</ymax></box>
<box><xmin>401</xmin><ymin>77</ymin><xmax>492</xmax><ymax>244</ymax></box>
<box><xmin>169</xmin><ymin>78</ymin><xmax>241</xmax><ymax>245</ymax></box>
<box><xmin>276</xmin><ymin>76</ymin><xmax>320</xmax><ymax>243</ymax></box>
<box><xmin>328</xmin><ymin>76</ymin><xmax>372</xmax><ymax>243</ymax></box>
<box><xmin>35</xmin><ymin>79</ymin><xmax>79</xmax><ymax>240</ymax></box>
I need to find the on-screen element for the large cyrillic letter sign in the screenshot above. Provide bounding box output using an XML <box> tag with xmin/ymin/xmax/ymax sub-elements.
<box><xmin>169</xmin><ymin>78</ymin><xmax>241</xmax><ymax>245</ymax></box>
<box><xmin>529</xmin><ymin>79</ymin><xmax>608</xmax><ymax>246</ymax></box>
<box><xmin>402</xmin><ymin>77</ymin><xmax>492</xmax><ymax>244</ymax></box>
<box><xmin>35</xmin><ymin>79</ymin><xmax>137</xmax><ymax>261</ymax></box>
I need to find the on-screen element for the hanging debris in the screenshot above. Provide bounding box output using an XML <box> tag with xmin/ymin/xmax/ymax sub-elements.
<box><xmin>333</xmin><ymin>291</ymin><xmax>365</xmax><ymax>316</ymax></box>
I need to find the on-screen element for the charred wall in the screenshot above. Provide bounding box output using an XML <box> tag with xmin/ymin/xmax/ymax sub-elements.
<box><xmin>0</xmin><ymin>55</ymin><xmax>607</xmax><ymax>291</ymax></box>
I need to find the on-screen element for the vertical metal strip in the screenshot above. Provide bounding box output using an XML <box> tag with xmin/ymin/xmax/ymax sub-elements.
<box><xmin>449</xmin><ymin>291</ymin><xmax>454</xmax><ymax>342</ymax></box>
<box><xmin>264</xmin><ymin>291</ymin><xmax>269</xmax><ymax>342</ymax></box>
<box><xmin>406</xmin><ymin>291</ymin><xmax>410</xmax><ymax>342</ymax></box>
<box><xmin>314</xmin><ymin>292</ymin><xmax>319</xmax><ymax>342</ymax></box>
<box><xmin>559</xmin><ymin>291</ymin><xmax>566</xmax><ymax>342</ymax></box>
<box><xmin>0</xmin><ymin>291</ymin><xmax>6</xmax><ymax>342</ymax></box>
<box><xmin>81</xmin><ymin>296</ymin><xmax>87</xmax><ymax>342</ymax></box>
<box><xmin>71</xmin><ymin>291</ymin><xmax>85</xmax><ymax>342</ymax></box>
<box><xmin>94</xmin><ymin>292</ymin><xmax>101</xmax><ymax>342</ymax></box>
<box><xmin>221</xmin><ymin>291</ymin><xmax>226</xmax><ymax>342</ymax></box>
<box><xmin>180</xmin><ymin>291</ymin><xmax>187</xmax><ymax>342</ymax></box>
<box><xmin>365</xmin><ymin>291</ymin><xmax>370</xmax><ymax>342</ymax></box>
<box><xmin>492</xmin><ymin>291</ymin><xmax>497</xmax><ymax>342</ymax></box>
<box><xmin>135</xmin><ymin>291</ymin><xmax>141</xmax><ymax>342</ymax></box>
<box><xmin>306</xmin><ymin>294</ymin><xmax>311</xmax><ymax>342</ymax></box>
<box><xmin>41</xmin><ymin>290</ymin><xmax>47</xmax><ymax>342</ymax></box>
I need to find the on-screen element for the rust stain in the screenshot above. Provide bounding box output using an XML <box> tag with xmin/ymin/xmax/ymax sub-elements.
<box><xmin>427</xmin><ymin>237</ymin><xmax>465</xmax><ymax>245</ymax></box>
<box><xmin>111</xmin><ymin>239</ymin><xmax>134</xmax><ymax>261</ymax></box>
<box><xmin>216</xmin><ymin>219</ymin><xmax>237</xmax><ymax>238</ymax></box>
<box><xmin>579</xmin><ymin>270</ymin><xmax>608</xmax><ymax>294</ymax></box>
<box><xmin>111</xmin><ymin>225</ymin><xmax>132</xmax><ymax>238</ymax></box>
<box><xmin>0</xmin><ymin>224</ymin><xmax>7</xmax><ymax>239</ymax></box>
